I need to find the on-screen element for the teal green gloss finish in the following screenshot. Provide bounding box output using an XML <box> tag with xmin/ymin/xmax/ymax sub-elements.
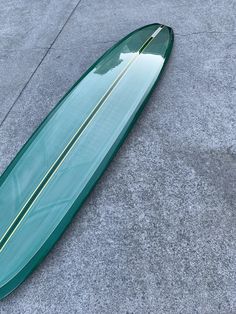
<box><xmin>0</xmin><ymin>25</ymin><xmax>157</xmax><ymax>241</ymax></box>
<box><xmin>0</xmin><ymin>24</ymin><xmax>173</xmax><ymax>299</ymax></box>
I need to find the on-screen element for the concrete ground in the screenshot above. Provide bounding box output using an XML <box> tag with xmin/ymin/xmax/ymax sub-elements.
<box><xmin>0</xmin><ymin>0</ymin><xmax>236</xmax><ymax>313</ymax></box>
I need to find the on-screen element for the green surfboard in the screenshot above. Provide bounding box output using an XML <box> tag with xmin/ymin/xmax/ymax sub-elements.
<box><xmin>0</xmin><ymin>23</ymin><xmax>173</xmax><ymax>299</ymax></box>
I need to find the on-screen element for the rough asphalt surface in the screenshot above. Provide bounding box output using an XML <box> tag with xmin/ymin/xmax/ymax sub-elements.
<box><xmin>0</xmin><ymin>0</ymin><xmax>236</xmax><ymax>313</ymax></box>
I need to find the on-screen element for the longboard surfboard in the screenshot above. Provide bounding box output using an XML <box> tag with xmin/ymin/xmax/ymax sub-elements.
<box><xmin>0</xmin><ymin>23</ymin><xmax>173</xmax><ymax>299</ymax></box>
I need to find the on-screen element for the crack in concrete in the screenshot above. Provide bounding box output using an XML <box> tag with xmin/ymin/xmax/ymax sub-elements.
<box><xmin>0</xmin><ymin>47</ymin><xmax>48</xmax><ymax>52</ymax></box>
<box><xmin>0</xmin><ymin>0</ymin><xmax>83</xmax><ymax>129</ymax></box>
<box><xmin>0</xmin><ymin>40</ymin><xmax>117</xmax><ymax>53</ymax></box>
<box><xmin>176</xmin><ymin>30</ymin><xmax>233</xmax><ymax>36</ymax></box>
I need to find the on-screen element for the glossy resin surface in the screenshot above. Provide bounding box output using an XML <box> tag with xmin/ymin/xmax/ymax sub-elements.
<box><xmin>0</xmin><ymin>23</ymin><xmax>173</xmax><ymax>299</ymax></box>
